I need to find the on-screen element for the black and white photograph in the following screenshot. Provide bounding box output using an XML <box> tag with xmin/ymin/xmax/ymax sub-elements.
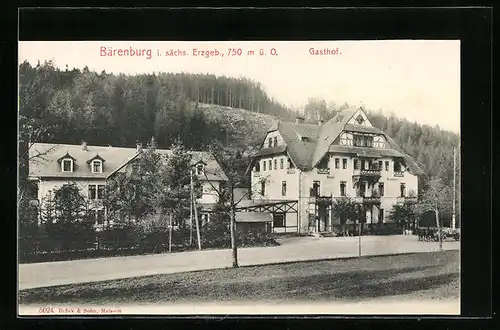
<box><xmin>17</xmin><ymin>40</ymin><xmax>461</xmax><ymax>315</ymax></box>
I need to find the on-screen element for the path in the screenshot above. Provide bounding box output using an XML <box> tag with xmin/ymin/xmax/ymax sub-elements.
<box><xmin>19</xmin><ymin>235</ymin><xmax>459</xmax><ymax>290</ymax></box>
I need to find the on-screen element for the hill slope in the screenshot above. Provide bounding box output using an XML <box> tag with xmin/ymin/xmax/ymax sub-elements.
<box><xmin>196</xmin><ymin>103</ymin><xmax>278</xmax><ymax>152</ymax></box>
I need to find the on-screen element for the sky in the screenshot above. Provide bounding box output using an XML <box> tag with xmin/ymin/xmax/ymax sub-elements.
<box><xmin>18</xmin><ymin>40</ymin><xmax>460</xmax><ymax>133</ymax></box>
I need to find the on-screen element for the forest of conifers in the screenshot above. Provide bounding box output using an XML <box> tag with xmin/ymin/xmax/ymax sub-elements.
<box><xmin>18</xmin><ymin>60</ymin><xmax>460</xmax><ymax>204</ymax></box>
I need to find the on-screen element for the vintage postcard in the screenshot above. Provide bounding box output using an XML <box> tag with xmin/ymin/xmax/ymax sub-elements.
<box><xmin>17</xmin><ymin>40</ymin><xmax>461</xmax><ymax>316</ymax></box>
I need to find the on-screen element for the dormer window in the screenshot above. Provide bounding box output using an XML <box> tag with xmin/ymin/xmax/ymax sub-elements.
<box><xmin>57</xmin><ymin>152</ymin><xmax>76</xmax><ymax>173</ymax></box>
<box><xmin>87</xmin><ymin>153</ymin><xmax>106</xmax><ymax>174</ymax></box>
<box><xmin>196</xmin><ymin>164</ymin><xmax>205</xmax><ymax>175</ymax></box>
<box><xmin>92</xmin><ymin>160</ymin><xmax>103</xmax><ymax>173</ymax></box>
<box><xmin>62</xmin><ymin>159</ymin><xmax>73</xmax><ymax>172</ymax></box>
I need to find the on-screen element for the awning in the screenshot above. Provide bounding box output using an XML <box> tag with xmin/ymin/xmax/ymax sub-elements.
<box><xmin>235</xmin><ymin>212</ymin><xmax>273</xmax><ymax>223</ymax></box>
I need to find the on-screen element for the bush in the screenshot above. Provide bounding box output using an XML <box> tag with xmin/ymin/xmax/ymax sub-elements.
<box><xmin>200</xmin><ymin>219</ymin><xmax>231</xmax><ymax>248</ymax></box>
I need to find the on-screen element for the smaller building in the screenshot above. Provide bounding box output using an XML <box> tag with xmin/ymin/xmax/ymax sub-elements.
<box><xmin>235</xmin><ymin>212</ymin><xmax>273</xmax><ymax>233</ymax></box>
<box><xmin>28</xmin><ymin>142</ymin><xmax>228</xmax><ymax>229</ymax></box>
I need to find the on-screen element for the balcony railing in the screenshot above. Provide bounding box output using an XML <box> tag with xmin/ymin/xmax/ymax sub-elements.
<box><xmin>309</xmin><ymin>195</ymin><xmax>333</xmax><ymax>204</ymax></box>
<box><xmin>353</xmin><ymin>196</ymin><xmax>381</xmax><ymax>204</ymax></box>
<box><xmin>363</xmin><ymin>196</ymin><xmax>381</xmax><ymax>204</ymax></box>
<box><xmin>394</xmin><ymin>171</ymin><xmax>404</xmax><ymax>177</ymax></box>
<box><xmin>353</xmin><ymin>169</ymin><xmax>381</xmax><ymax>176</ymax></box>
<box><xmin>287</xmin><ymin>168</ymin><xmax>296</xmax><ymax>174</ymax></box>
<box><xmin>397</xmin><ymin>196</ymin><xmax>418</xmax><ymax>204</ymax></box>
<box><xmin>253</xmin><ymin>172</ymin><xmax>261</xmax><ymax>177</ymax></box>
<box><xmin>317</xmin><ymin>168</ymin><xmax>330</xmax><ymax>175</ymax></box>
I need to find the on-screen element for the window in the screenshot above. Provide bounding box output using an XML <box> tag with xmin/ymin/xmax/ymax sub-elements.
<box><xmin>335</xmin><ymin>158</ymin><xmax>340</xmax><ymax>169</ymax></box>
<box><xmin>62</xmin><ymin>159</ymin><xmax>73</xmax><ymax>172</ymax></box>
<box><xmin>311</xmin><ymin>181</ymin><xmax>321</xmax><ymax>197</ymax></box>
<box><xmin>378</xmin><ymin>161</ymin><xmax>383</xmax><ymax>170</ymax></box>
<box><xmin>361</xmin><ymin>159</ymin><xmax>366</xmax><ymax>170</ymax></box>
<box><xmin>263</xmin><ymin>160</ymin><xmax>266</xmax><ymax>171</ymax></box>
<box><xmin>385</xmin><ymin>161</ymin><xmax>389</xmax><ymax>171</ymax></box>
<box><xmin>201</xmin><ymin>213</ymin><xmax>210</xmax><ymax>224</ymax></box>
<box><xmin>196</xmin><ymin>164</ymin><xmax>204</xmax><ymax>175</ymax></box>
<box><xmin>280</xmin><ymin>158</ymin><xmax>284</xmax><ymax>169</ymax></box>
<box><xmin>400</xmin><ymin>183</ymin><xmax>406</xmax><ymax>197</ymax></box>
<box><xmin>282</xmin><ymin>181</ymin><xmax>287</xmax><ymax>196</ymax></box>
<box><xmin>92</xmin><ymin>160</ymin><xmax>102</xmax><ymax>173</ymax></box>
<box><xmin>273</xmin><ymin>137</ymin><xmax>278</xmax><ymax>147</ymax></box>
<box><xmin>379</xmin><ymin>182</ymin><xmax>385</xmax><ymax>196</ymax></box>
<box><xmin>274</xmin><ymin>159</ymin><xmax>277</xmax><ymax>170</ymax></box>
<box><xmin>340</xmin><ymin>181</ymin><xmax>346</xmax><ymax>196</ymax></box>
<box><xmin>254</xmin><ymin>162</ymin><xmax>260</xmax><ymax>172</ymax></box>
<box><xmin>268</xmin><ymin>138</ymin><xmax>272</xmax><ymax>148</ymax></box>
<box><xmin>89</xmin><ymin>184</ymin><xmax>105</xmax><ymax>200</ymax></box>
<box><xmin>354</xmin><ymin>159</ymin><xmax>360</xmax><ymax>170</ymax></box>
<box><xmin>269</xmin><ymin>160</ymin><xmax>272</xmax><ymax>170</ymax></box>
<box><xmin>394</xmin><ymin>160</ymin><xmax>402</xmax><ymax>172</ymax></box>
<box><xmin>354</xmin><ymin>135</ymin><xmax>362</xmax><ymax>146</ymax></box>
<box><xmin>359</xmin><ymin>182</ymin><xmax>366</xmax><ymax>197</ymax></box>
<box><xmin>97</xmin><ymin>185</ymin><xmax>105</xmax><ymax>199</ymax></box>
<box><xmin>273</xmin><ymin>213</ymin><xmax>285</xmax><ymax>227</ymax></box>
<box><xmin>260</xmin><ymin>181</ymin><xmax>266</xmax><ymax>196</ymax></box>
<box><xmin>317</xmin><ymin>157</ymin><xmax>328</xmax><ymax>169</ymax></box>
<box><xmin>356</xmin><ymin>114</ymin><xmax>365</xmax><ymax>125</ymax></box>
<box><xmin>379</xmin><ymin>209</ymin><xmax>384</xmax><ymax>223</ymax></box>
<box><xmin>342</xmin><ymin>158</ymin><xmax>347</xmax><ymax>169</ymax></box>
<box><xmin>366</xmin><ymin>136</ymin><xmax>373</xmax><ymax>147</ymax></box>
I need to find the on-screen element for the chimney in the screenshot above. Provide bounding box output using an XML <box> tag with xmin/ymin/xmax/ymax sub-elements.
<box><xmin>82</xmin><ymin>141</ymin><xmax>87</xmax><ymax>151</ymax></box>
<box><xmin>296</xmin><ymin>116</ymin><xmax>305</xmax><ymax>124</ymax></box>
<box><xmin>136</xmin><ymin>142</ymin><xmax>143</xmax><ymax>153</ymax></box>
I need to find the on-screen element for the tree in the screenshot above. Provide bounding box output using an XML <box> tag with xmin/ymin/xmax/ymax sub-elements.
<box><xmin>331</xmin><ymin>197</ymin><xmax>357</xmax><ymax>235</ymax></box>
<box><xmin>104</xmin><ymin>172</ymin><xmax>140</xmax><ymax>225</ymax></box>
<box><xmin>416</xmin><ymin>177</ymin><xmax>452</xmax><ymax>250</ymax></box>
<box><xmin>202</xmin><ymin>142</ymin><xmax>263</xmax><ymax>268</ymax></box>
<box><xmin>387</xmin><ymin>203</ymin><xmax>417</xmax><ymax>234</ymax></box>
<box><xmin>49</xmin><ymin>183</ymin><xmax>93</xmax><ymax>251</ymax></box>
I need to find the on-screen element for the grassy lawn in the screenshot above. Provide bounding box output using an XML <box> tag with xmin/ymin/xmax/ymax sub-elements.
<box><xmin>19</xmin><ymin>250</ymin><xmax>459</xmax><ymax>305</ymax></box>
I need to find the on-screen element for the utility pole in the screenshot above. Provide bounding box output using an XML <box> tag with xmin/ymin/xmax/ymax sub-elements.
<box><xmin>452</xmin><ymin>146</ymin><xmax>456</xmax><ymax>229</ymax></box>
<box><xmin>358</xmin><ymin>205</ymin><xmax>362</xmax><ymax>257</ymax></box>
<box><xmin>191</xmin><ymin>170</ymin><xmax>202</xmax><ymax>250</ymax></box>
<box><xmin>190</xmin><ymin>170</ymin><xmax>194</xmax><ymax>245</ymax></box>
<box><xmin>169</xmin><ymin>213</ymin><xmax>173</xmax><ymax>253</ymax></box>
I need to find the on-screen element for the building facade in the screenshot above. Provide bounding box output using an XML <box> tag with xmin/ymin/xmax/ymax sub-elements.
<box><xmin>28</xmin><ymin>142</ymin><xmax>228</xmax><ymax>229</ymax></box>
<box><xmin>247</xmin><ymin>107</ymin><xmax>425</xmax><ymax>234</ymax></box>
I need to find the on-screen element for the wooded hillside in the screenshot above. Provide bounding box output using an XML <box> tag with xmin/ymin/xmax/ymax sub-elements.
<box><xmin>19</xmin><ymin>60</ymin><xmax>460</xmax><ymax>214</ymax></box>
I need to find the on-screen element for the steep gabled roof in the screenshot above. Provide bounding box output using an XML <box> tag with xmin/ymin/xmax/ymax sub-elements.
<box><xmin>277</xmin><ymin>121</ymin><xmax>320</xmax><ymax>170</ymax></box>
<box><xmin>29</xmin><ymin>143</ymin><xmax>228</xmax><ymax>181</ymax></box>
<box><xmin>253</xmin><ymin>106</ymin><xmax>425</xmax><ymax>176</ymax></box>
<box><xmin>86</xmin><ymin>153</ymin><xmax>106</xmax><ymax>164</ymax></box>
<box><xmin>56</xmin><ymin>152</ymin><xmax>76</xmax><ymax>163</ymax></box>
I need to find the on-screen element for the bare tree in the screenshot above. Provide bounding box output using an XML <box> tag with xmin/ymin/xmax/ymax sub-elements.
<box><xmin>202</xmin><ymin>143</ymin><xmax>269</xmax><ymax>267</ymax></box>
<box><xmin>416</xmin><ymin>177</ymin><xmax>452</xmax><ymax>250</ymax></box>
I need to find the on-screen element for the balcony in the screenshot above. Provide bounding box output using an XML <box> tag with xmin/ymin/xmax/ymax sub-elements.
<box><xmin>353</xmin><ymin>168</ymin><xmax>381</xmax><ymax>177</ymax></box>
<box><xmin>397</xmin><ymin>196</ymin><xmax>418</xmax><ymax>204</ymax></box>
<box><xmin>363</xmin><ymin>196</ymin><xmax>381</xmax><ymax>204</ymax></box>
<box><xmin>287</xmin><ymin>168</ymin><xmax>296</xmax><ymax>174</ymax></box>
<box><xmin>394</xmin><ymin>171</ymin><xmax>404</xmax><ymax>177</ymax></box>
<box><xmin>309</xmin><ymin>195</ymin><xmax>333</xmax><ymax>204</ymax></box>
<box><xmin>316</xmin><ymin>168</ymin><xmax>330</xmax><ymax>175</ymax></box>
<box><xmin>353</xmin><ymin>194</ymin><xmax>381</xmax><ymax>204</ymax></box>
